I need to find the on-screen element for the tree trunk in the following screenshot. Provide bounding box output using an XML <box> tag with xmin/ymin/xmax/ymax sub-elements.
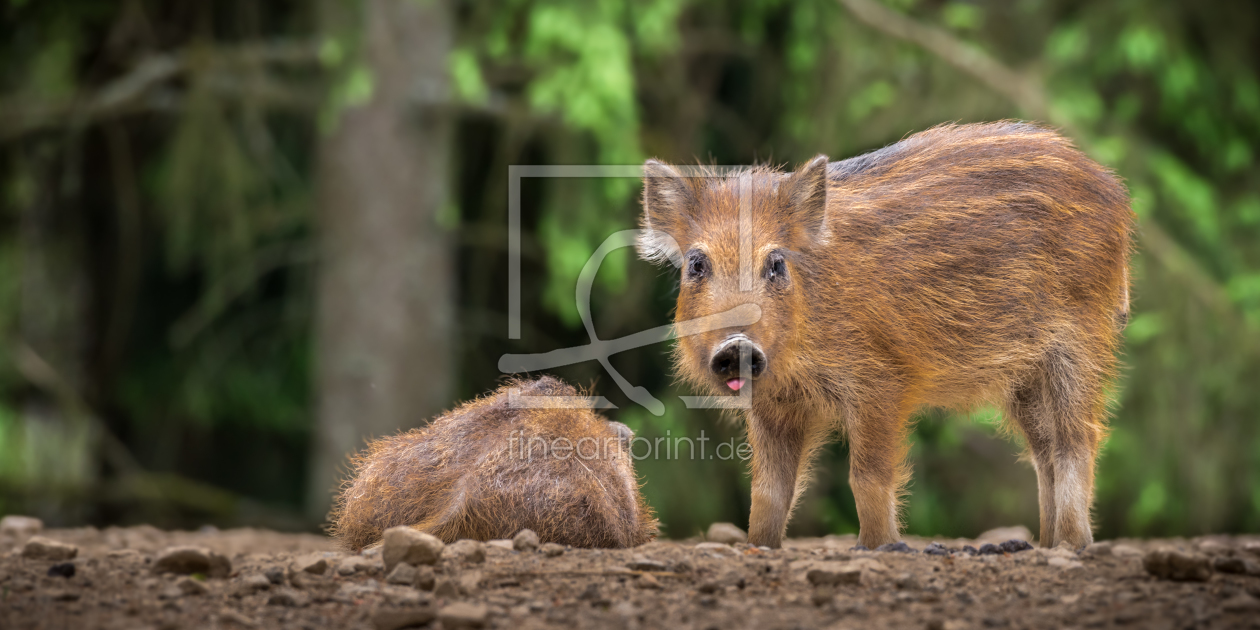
<box><xmin>307</xmin><ymin>0</ymin><xmax>455</xmax><ymax>524</ymax></box>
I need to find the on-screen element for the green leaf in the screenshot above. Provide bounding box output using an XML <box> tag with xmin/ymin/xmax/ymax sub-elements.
<box><xmin>848</xmin><ymin>80</ymin><xmax>896</xmax><ymax>121</ymax></box>
<box><xmin>1129</xmin><ymin>184</ymin><xmax>1155</xmax><ymax>219</ymax></box>
<box><xmin>449</xmin><ymin>47</ymin><xmax>488</xmax><ymax>105</ymax></box>
<box><xmin>1119</xmin><ymin>24</ymin><xmax>1164</xmax><ymax>71</ymax></box>
<box><xmin>318</xmin><ymin>37</ymin><xmax>345</xmax><ymax>67</ymax></box>
<box><xmin>1049</xmin><ymin>85</ymin><xmax>1104</xmax><ymax>125</ymax></box>
<box><xmin>1158</xmin><ymin>56</ymin><xmax>1199</xmax><ymax>105</ymax></box>
<box><xmin>1046</xmin><ymin>24</ymin><xmax>1089</xmax><ymax>64</ymax></box>
<box><xmin>1129</xmin><ymin>480</ymin><xmax>1167</xmax><ymax>530</ymax></box>
<box><xmin>1223</xmin><ymin>139</ymin><xmax>1253</xmax><ymax>173</ymax></box>
<box><xmin>1235</xmin><ymin>194</ymin><xmax>1260</xmax><ymax>226</ymax></box>
<box><xmin>941</xmin><ymin>3</ymin><xmax>983</xmax><ymax>31</ymax></box>
<box><xmin>1125</xmin><ymin>312</ymin><xmax>1164</xmax><ymax>345</ymax></box>
<box><xmin>27</xmin><ymin>32</ymin><xmax>78</xmax><ymax>99</ymax></box>
<box><xmin>632</xmin><ymin>0</ymin><xmax>685</xmax><ymax>54</ymax></box>
<box><xmin>1234</xmin><ymin>78</ymin><xmax>1260</xmax><ymax>117</ymax></box>
<box><xmin>1148</xmin><ymin>152</ymin><xmax>1219</xmax><ymax>245</ymax></box>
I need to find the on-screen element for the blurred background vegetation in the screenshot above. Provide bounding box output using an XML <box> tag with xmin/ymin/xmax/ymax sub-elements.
<box><xmin>0</xmin><ymin>0</ymin><xmax>1256</xmax><ymax>541</ymax></box>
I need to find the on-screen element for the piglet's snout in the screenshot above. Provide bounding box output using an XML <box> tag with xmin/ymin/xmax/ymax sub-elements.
<box><xmin>710</xmin><ymin>336</ymin><xmax>766</xmax><ymax>389</ymax></box>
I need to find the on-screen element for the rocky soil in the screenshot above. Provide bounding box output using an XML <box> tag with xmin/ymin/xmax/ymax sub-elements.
<box><xmin>3</xmin><ymin>516</ymin><xmax>1260</xmax><ymax>630</ymax></box>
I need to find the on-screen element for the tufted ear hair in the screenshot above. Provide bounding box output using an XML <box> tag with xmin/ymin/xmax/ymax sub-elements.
<box><xmin>785</xmin><ymin>154</ymin><xmax>830</xmax><ymax>246</ymax></box>
<box><xmin>637</xmin><ymin>159</ymin><xmax>692</xmax><ymax>268</ymax></box>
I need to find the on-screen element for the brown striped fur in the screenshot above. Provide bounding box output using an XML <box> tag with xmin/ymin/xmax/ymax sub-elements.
<box><xmin>330</xmin><ymin>377</ymin><xmax>658</xmax><ymax>551</ymax></box>
<box><xmin>638</xmin><ymin>122</ymin><xmax>1134</xmax><ymax>549</ymax></box>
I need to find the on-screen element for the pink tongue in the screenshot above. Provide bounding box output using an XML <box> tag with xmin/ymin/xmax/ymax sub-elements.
<box><xmin>726</xmin><ymin>378</ymin><xmax>745</xmax><ymax>391</ymax></box>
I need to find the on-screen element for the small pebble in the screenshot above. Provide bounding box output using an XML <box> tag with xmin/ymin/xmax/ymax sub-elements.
<box><xmin>337</xmin><ymin>556</ymin><xmax>374</xmax><ymax>575</ymax></box>
<box><xmin>540</xmin><ymin>543</ymin><xmax>565</xmax><ymax>557</ymax></box>
<box><xmin>158</xmin><ymin>584</ymin><xmax>185</xmax><ymax>600</ymax></box>
<box><xmin>236</xmin><ymin>574</ymin><xmax>271</xmax><ymax>593</ymax></box>
<box><xmin>382</xmin><ymin>527</ymin><xmax>445</xmax><ymax>573</ymax></box>
<box><xmin>894</xmin><ymin>572</ymin><xmax>920</xmax><ymax>589</ymax></box>
<box><xmin>1083</xmin><ymin>541</ymin><xmax>1113</xmax><ymax>556</ymax></box>
<box><xmin>0</xmin><ymin>515</ymin><xmax>43</xmax><ymax>537</ymax></box>
<box><xmin>438</xmin><ymin>601</ymin><xmax>489</xmax><ymax>628</ymax></box>
<box><xmin>806</xmin><ymin>562</ymin><xmax>863</xmax><ymax>586</ymax></box>
<box><xmin>635</xmin><ymin>573</ymin><xmax>662</xmax><ymax>589</ymax></box>
<box><xmin>263</xmin><ymin>565</ymin><xmax>286</xmax><ymax>584</ymax></box>
<box><xmin>695</xmin><ymin>542</ymin><xmax>739</xmax><ymax>557</ymax></box>
<box><xmin>445</xmin><ymin>539</ymin><xmax>486</xmax><ymax>564</ymax></box>
<box><xmin>385</xmin><ymin>562</ymin><xmax>417</xmax><ymax>585</ymax></box>
<box><xmin>217</xmin><ymin>609</ymin><xmax>258</xmax><ymax>628</ymax></box>
<box><xmin>413</xmin><ymin>565</ymin><xmax>436</xmax><ymax>591</ymax></box>
<box><xmin>626</xmin><ymin>555</ymin><xmax>668</xmax><ymax>572</ymax></box>
<box><xmin>1110</xmin><ymin>544</ymin><xmax>1144</xmax><ymax>558</ymax></box>
<box><xmin>976</xmin><ymin>526</ymin><xmax>1033</xmax><ymax>544</ymax></box>
<box><xmin>1048</xmin><ymin>557</ymin><xmax>1085</xmax><ymax>571</ymax></box>
<box><xmin>513</xmin><ymin>529</ymin><xmax>540</xmax><ymax>552</ymax></box>
<box><xmin>706</xmin><ymin>522</ymin><xmax>748</xmax><ymax>545</ymax></box>
<box><xmin>1195</xmin><ymin>539</ymin><xmax>1231</xmax><ymax>556</ymax></box>
<box><xmin>1221</xmin><ymin>594</ymin><xmax>1260</xmax><ymax>613</ymax></box>
<box><xmin>152</xmin><ymin>546</ymin><xmax>231</xmax><ymax>578</ymax></box>
<box><xmin>1212</xmin><ymin>556</ymin><xmax>1260</xmax><ymax>575</ymax></box>
<box><xmin>1143</xmin><ymin>548</ymin><xmax>1212</xmax><ymax>582</ymax></box>
<box><xmin>291</xmin><ymin>553</ymin><xmax>329</xmax><ymax>575</ymax></box>
<box><xmin>176</xmin><ymin>576</ymin><xmax>209</xmax><ymax>596</ymax></box>
<box><xmin>433</xmin><ymin>578</ymin><xmax>460</xmax><ymax>598</ymax></box>
<box><xmin>1037</xmin><ymin>545</ymin><xmax>1077</xmax><ymax>561</ymax></box>
<box><xmin>372</xmin><ymin>607</ymin><xmax>437</xmax><ymax>630</ymax></box>
<box><xmin>106</xmin><ymin>549</ymin><xmax>143</xmax><ymax>562</ymax></box>
<box><xmin>49</xmin><ymin>590</ymin><xmax>81</xmax><ymax>602</ymax></box>
<box><xmin>20</xmin><ymin>537</ymin><xmax>78</xmax><ymax>562</ymax></box>
<box><xmin>266</xmin><ymin>588</ymin><xmax>309</xmax><ymax>607</ymax></box>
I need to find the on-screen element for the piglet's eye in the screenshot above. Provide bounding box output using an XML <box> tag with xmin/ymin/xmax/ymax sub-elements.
<box><xmin>686</xmin><ymin>252</ymin><xmax>709</xmax><ymax>279</ymax></box>
<box><xmin>765</xmin><ymin>253</ymin><xmax>788</xmax><ymax>283</ymax></box>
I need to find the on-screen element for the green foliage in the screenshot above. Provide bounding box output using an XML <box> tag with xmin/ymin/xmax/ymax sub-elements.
<box><xmin>458</xmin><ymin>0</ymin><xmax>690</xmax><ymax>325</ymax></box>
<box><xmin>448</xmin><ymin>48</ymin><xmax>488</xmax><ymax>105</ymax></box>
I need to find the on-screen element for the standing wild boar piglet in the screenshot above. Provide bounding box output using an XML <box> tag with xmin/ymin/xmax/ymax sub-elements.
<box><xmin>637</xmin><ymin>122</ymin><xmax>1134</xmax><ymax>550</ymax></box>
<box><xmin>330</xmin><ymin>377</ymin><xmax>657</xmax><ymax>551</ymax></box>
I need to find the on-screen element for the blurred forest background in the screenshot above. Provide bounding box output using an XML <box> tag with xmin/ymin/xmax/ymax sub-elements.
<box><xmin>1</xmin><ymin>0</ymin><xmax>1257</xmax><ymax>541</ymax></box>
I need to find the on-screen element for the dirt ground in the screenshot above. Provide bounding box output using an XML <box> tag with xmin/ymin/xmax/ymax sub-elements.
<box><xmin>2</xmin><ymin>521</ymin><xmax>1260</xmax><ymax>630</ymax></box>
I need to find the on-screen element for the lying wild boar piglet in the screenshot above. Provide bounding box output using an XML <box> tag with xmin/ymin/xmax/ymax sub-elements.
<box><xmin>331</xmin><ymin>377</ymin><xmax>657</xmax><ymax>551</ymax></box>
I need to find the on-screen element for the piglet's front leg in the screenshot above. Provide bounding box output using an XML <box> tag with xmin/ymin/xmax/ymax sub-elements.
<box><xmin>745</xmin><ymin>407</ymin><xmax>813</xmax><ymax>549</ymax></box>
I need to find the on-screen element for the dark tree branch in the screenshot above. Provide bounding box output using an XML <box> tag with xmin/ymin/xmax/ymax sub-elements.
<box><xmin>0</xmin><ymin>41</ymin><xmax>323</xmax><ymax>141</ymax></box>
<box><xmin>838</xmin><ymin>0</ymin><xmax>1046</xmax><ymax>117</ymax></box>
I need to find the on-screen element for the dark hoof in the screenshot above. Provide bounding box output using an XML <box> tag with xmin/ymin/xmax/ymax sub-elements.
<box><xmin>924</xmin><ymin>542</ymin><xmax>950</xmax><ymax>556</ymax></box>
<box><xmin>849</xmin><ymin>545</ymin><xmax>870</xmax><ymax>552</ymax></box>
<box><xmin>999</xmin><ymin>539</ymin><xmax>1033</xmax><ymax>553</ymax></box>
<box><xmin>875</xmin><ymin>541</ymin><xmax>917</xmax><ymax>553</ymax></box>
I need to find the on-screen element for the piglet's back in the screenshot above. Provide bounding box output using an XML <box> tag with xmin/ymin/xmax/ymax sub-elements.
<box><xmin>330</xmin><ymin>377</ymin><xmax>657</xmax><ymax>551</ymax></box>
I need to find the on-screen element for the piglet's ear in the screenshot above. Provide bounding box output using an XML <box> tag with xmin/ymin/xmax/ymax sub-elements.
<box><xmin>637</xmin><ymin>159</ymin><xmax>692</xmax><ymax>268</ymax></box>
<box><xmin>786</xmin><ymin>155</ymin><xmax>830</xmax><ymax>246</ymax></box>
